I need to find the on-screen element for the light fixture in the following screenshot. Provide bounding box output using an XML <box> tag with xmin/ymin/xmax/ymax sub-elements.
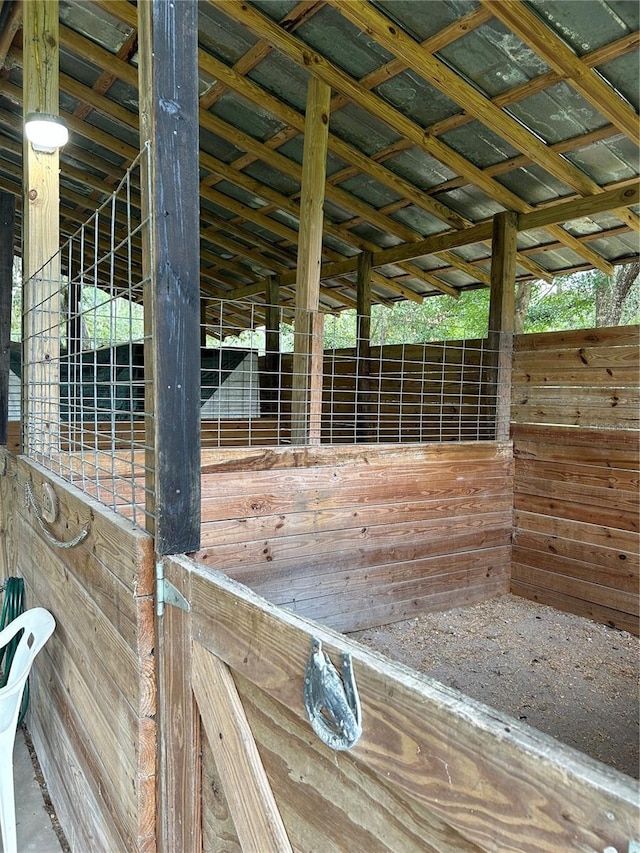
<box><xmin>24</xmin><ymin>112</ymin><xmax>68</xmax><ymax>153</ymax></box>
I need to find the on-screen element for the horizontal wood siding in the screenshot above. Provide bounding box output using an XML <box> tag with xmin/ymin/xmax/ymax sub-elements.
<box><xmin>171</xmin><ymin>557</ymin><xmax>639</xmax><ymax>853</ymax></box>
<box><xmin>512</xmin><ymin>325</ymin><xmax>639</xmax><ymax>634</ymax></box>
<box><xmin>0</xmin><ymin>452</ymin><xmax>156</xmax><ymax>852</ymax></box>
<box><xmin>194</xmin><ymin>441</ymin><xmax>512</xmax><ymax>632</ymax></box>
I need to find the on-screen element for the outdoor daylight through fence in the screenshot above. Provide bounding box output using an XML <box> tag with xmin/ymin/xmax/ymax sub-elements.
<box><xmin>17</xmin><ymin>145</ymin><xmax>503</xmax><ymax>530</ymax></box>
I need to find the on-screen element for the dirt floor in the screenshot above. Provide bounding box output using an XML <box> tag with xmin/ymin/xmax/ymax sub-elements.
<box><xmin>350</xmin><ymin>593</ymin><xmax>639</xmax><ymax>779</ymax></box>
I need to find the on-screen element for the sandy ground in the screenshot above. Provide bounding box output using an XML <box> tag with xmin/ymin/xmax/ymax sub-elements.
<box><xmin>350</xmin><ymin>593</ymin><xmax>639</xmax><ymax>779</ymax></box>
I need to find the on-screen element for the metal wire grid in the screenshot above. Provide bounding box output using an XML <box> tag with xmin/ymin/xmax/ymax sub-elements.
<box><xmin>21</xmin><ymin>145</ymin><xmax>154</xmax><ymax>528</ymax></box>
<box><xmin>200</xmin><ymin>298</ymin><xmax>501</xmax><ymax>447</ymax></box>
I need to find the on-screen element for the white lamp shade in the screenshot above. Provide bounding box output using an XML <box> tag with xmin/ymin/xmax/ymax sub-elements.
<box><xmin>25</xmin><ymin>113</ymin><xmax>69</xmax><ymax>153</ymax></box>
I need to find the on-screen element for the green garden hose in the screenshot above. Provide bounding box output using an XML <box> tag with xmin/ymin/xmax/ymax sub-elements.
<box><xmin>0</xmin><ymin>577</ymin><xmax>28</xmax><ymax>724</ymax></box>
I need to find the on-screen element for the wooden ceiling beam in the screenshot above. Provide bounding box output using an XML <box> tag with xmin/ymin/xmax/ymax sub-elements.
<box><xmin>56</xmin><ymin>7</ymin><xmax>541</xmax><ymax>290</ymax></box>
<box><xmin>327</xmin><ymin>5</ymin><xmax>493</xmax><ymax>116</ymax></box>
<box><xmin>198</xmin><ymin>117</ymin><xmax>457</xmax><ymax>294</ymax></box>
<box><xmin>518</xmin><ymin>182</ymin><xmax>639</xmax><ymax>233</ymax></box>
<box><xmin>185</xmin><ymin>87</ymin><xmax>455</xmax><ymax>293</ymax></box>
<box><xmin>484</xmin><ymin>0</ymin><xmax>639</xmax><ymax>144</ymax></box>
<box><xmin>199</xmin><ymin>1</ymin><xmax>325</xmax><ymax>110</ymax></box>
<box><xmin>59</xmin><ymin>23</ymin><xmax>138</xmax><ymax>89</ymax></box>
<box><xmin>427</xmin><ymin>30</ymin><xmax>640</xmax><ymax>141</ymax></box>
<box><xmin>0</xmin><ymin>0</ymin><xmax>22</xmax><ymax>68</ymax></box>
<box><xmin>212</xmin><ymin>0</ymin><xmax>614</xmax><ymax>277</ymax></box>
<box><xmin>209</xmin><ymin>1</ymin><xmax>531</xmax><ymax>213</ymax></box>
<box><xmin>328</xmin><ymin>0</ymin><xmax>606</xmax><ymax>198</ymax></box>
<box><xmin>197</xmin><ymin>50</ymin><xmax>468</xmax><ymax>231</ymax></box>
<box><xmin>289</xmin><ymin>182</ymin><xmax>640</xmax><ymax>285</ymax></box>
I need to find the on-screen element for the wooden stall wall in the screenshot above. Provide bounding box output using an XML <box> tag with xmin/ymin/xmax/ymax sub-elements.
<box><xmin>0</xmin><ymin>451</ymin><xmax>156</xmax><ymax>852</ymax></box>
<box><xmin>511</xmin><ymin>325</ymin><xmax>639</xmax><ymax>634</ymax></box>
<box><xmin>159</xmin><ymin>555</ymin><xmax>639</xmax><ymax>853</ymax></box>
<box><xmin>274</xmin><ymin>339</ymin><xmax>494</xmax><ymax>443</ymax></box>
<box><xmin>194</xmin><ymin>441</ymin><xmax>513</xmax><ymax>633</ymax></box>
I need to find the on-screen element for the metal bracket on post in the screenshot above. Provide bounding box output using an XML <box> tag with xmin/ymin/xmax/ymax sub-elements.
<box><xmin>156</xmin><ymin>562</ymin><xmax>190</xmax><ymax>616</ymax></box>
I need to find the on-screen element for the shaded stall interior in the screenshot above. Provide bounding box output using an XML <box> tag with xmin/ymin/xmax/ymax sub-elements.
<box><xmin>0</xmin><ymin>1</ymin><xmax>638</xmax><ymax>852</ymax></box>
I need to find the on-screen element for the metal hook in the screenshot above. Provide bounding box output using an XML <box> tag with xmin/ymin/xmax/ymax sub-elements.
<box><xmin>303</xmin><ymin>637</ymin><xmax>362</xmax><ymax>751</ymax></box>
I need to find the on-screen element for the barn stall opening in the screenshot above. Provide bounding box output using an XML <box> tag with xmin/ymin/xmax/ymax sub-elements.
<box><xmin>1</xmin><ymin>1</ymin><xmax>639</xmax><ymax>851</ymax></box>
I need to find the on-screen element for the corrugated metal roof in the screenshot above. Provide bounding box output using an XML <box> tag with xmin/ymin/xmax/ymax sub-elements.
<box><xmin>0</xmin><ymin>0</ymin><xmax>637</xmax><ymax>318</ymax></box>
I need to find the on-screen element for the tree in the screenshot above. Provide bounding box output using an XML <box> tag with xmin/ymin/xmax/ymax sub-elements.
<box><xmin>595</xmin><ymin>263</ymin><xmax>640</xmax><ymax>327</ymax></box>
<box><xmin>514</xmin><ymin>281</ymin><xmax>532</xmax><ymax>335</ymax></box>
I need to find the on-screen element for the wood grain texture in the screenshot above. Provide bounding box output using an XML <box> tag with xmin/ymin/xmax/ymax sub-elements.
<box><xmin>156</xmin><ymin>558</ymin><xmax>201</xmax><ymax>853</ymax></box>
<box><xmin>1</xmin><ymin>455</ymin><xmax>156</xmax><ymax>851</ymax></box>
<box><xmin>234</xmin><ymin>671</ymin><xmax>485</xmax><ymax>853</ymax></box>
<box><xmin>138</xmin><ymin>0</ymin><xmax>201</xmax><ymax>553</ymax></box>
<box><xmin>512</xmin><ymin>327</ymin><xmax>639</xmax><ymax>633</ymax></box>
<box><xmin>200</xmin><ymin>723</ymin><xmax>242</xmax><ymax>852</ymax></box>
<box><xmin>196</xmin><ymin>443</ymin><xmax>512</xmax><ymax>631</ymax></box>
<box><xmin>192</xmin><ymin>642</ymin><xmax>292</xmax><ymax>853</ymax></box>
<box><xmin>179</xmin><ymin>559</ymin><xmax>639</xmax><ymax>853</ymax></box>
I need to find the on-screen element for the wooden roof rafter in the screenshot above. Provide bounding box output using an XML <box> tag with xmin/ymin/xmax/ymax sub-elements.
<box><xmin>483</xmin><ymin>0</ymin><xmax>638</xmax><ymax>143</ymax></box>
<box><xmin>1</xmin><ymin>0</ymin><xmax>637</xmax><ymax>324</ymax></box>
<box><xmin>210</xmin><ymin>0</ymin><xmax>625</xmax><ymax>279</ymax></box>
<box><xmin>193</xmin><ymin>4</ymin><xmax>553</xmax><ymax>287</ymax></box>
<box><xmin>54</xmin><ymin>0</ymin><xmax>542</xmax><ymax>294</ymax></box>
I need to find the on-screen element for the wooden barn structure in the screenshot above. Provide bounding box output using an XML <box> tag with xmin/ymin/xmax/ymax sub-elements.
<box><xmin>0</xmin><ymin>1</ymin><xmax>638</xmax><ymax>851</ymax></box>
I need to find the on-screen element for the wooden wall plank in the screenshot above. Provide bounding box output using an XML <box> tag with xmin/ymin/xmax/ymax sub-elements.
<box><xmin>513</xmin><ymin>509</ymin><xmax>639</xmax><ymax>555</ymax></box>
<box><xmin>512</xmin><ymin>561</ymin><xmax>638</xmax><ymax>615</ymax></box>
<box><xmin>511</xmin><ymin>580</ymin><xmax>639</xmax><ymax>635</ymax></box>
<box><xmin>192</xmin><ymin>642</ymin><xmax>292</xmax><ymax>853</ymax></box>
<box><xmin>514</xmin><ymin>458</ymin><xmax>638</xmax><ymax>492</ymax></box>
<box><xmin>514</xmin><ymin>325</ymin><xmax>639</xmax><ymax>351</ymax></box>
<box><xmin>181</xmin><ymin>560</ymin><xmax>639</xmax><ymax>853</ymax></box>
<box><xmin>29</xmin><ymin>690</ymin><xmax>125</xmax><ymax>853</ymax></box>
<box><xmin>199</xmin><ymin>493</ymin><xmax>511</xmax><ymax>554</ymax></box>
<box><xmin>1</xmin><ymin>454</ymin><xmax>156</xmax><ymax>850</ymax></box>
<box><xmin>512</xmin><ymin>326</ymin><xmax>639</xmax><ymax>632</ymax></box>
<box><xmin>234</xmin><ymin>672</ymin><xmax>486</xmax><ymax>853</ymax></box>
<box><xmin>197</xmin><ymin>442</ymin><xmax>512</xmax><ymax>630</ymax></box>
<box><xmin>200</xmin><ymin>724</ymin><xmax>242</xmax><ymax>851</ymax></box>
<box><xmin>200</xmin><ymin>439</ymin><xmax>513</xmax><ymax>472</ymax></box>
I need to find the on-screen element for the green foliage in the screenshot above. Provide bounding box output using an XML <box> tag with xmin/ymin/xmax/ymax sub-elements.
<box><xmin>323</xmin><ymin>288</ymin><xmax>490</xmax><ymax>349</ymax></box>
<box><xmin>11</xmin><ymin>253</ymin><xmax>638</xmax><ymax>352</ymax></box>
<box><xmin>524</xmin><ymin>273</ymin><xmax>597</xmax><ymax>333</ymax></box>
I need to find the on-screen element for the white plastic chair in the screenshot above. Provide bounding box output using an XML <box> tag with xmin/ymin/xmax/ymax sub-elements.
<box><xmin>0</xmin><ymin>608</ymin><xmax>55</xmax><ymax>853</ymax></box>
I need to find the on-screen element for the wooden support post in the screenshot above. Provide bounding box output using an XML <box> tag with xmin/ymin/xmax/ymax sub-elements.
<box><xmin>156</xmin><ymin>558</ymin><xmax>201</xmax><ymax>853</ymax></box>
<box><xmin>488</xmin><ymin>211</ymin><xmax>518</xmax><ymax>441</ymax></box>
<box><xmin>0</xmin><ymin>193</ymin><xmax>14</xmax><ymax>446</ymax></box>
<box><xmin>291</xmin><ymin>76</ymin><xmax>331</xmax><ymax>445</ymax></box>
<box><xmin>263</xmin><ymin>275</ymin><xmax>280</xmax><ymax>416</ymax></box>
<box><xmin>22</xmin><ymin>0</ymin><xmax>61</xmax><ymax>456</ymax></box>
<box><xmin>356</xmin><ymin>250</ymin><xmax>373</xmax><ymax>442</ymax></box>
<box><xmin>138</xmin><ymin>0</ymin><xmax>201</xmax><ymax>554</ymax></box>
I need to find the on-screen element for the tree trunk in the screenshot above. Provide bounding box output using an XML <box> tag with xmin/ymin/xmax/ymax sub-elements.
<box><xmin>514</xmin><ymin>280</ymin><xmax>532</xmax><ymax>334</ymax></box>
<box><xmin>595</xmin><ymin>262</ymin><xmax>639</xmax><ymax>327</ymax></box>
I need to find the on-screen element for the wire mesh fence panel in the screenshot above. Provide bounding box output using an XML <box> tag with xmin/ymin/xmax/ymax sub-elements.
<box><xmin>200</xmin><ymin>298</ymin><xmax>502</xmax><ymax>448</ymax></box>
<box><xmin>21</xmin><ymin>145</ymin><xmax>154</xmax><ymax>529</ymax></box>
<box><xmin>20</xmin><ymin>173</ymin><xmax>503</xmax><ymax>528</ymax></box>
